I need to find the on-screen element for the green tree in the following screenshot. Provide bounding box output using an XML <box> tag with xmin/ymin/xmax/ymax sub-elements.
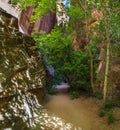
<box><xmin>67</xmin><ymin>0</ymin><xmax>97</xmax><ymax>94</ymax></box>
<box><xmin>11</xmin><ymin>0</ymin><xmax>120</xmax><ymax>100</ymax></box>
<box><xmin>98</xmin><ymin>0</ymin><xmax>120</xmax><ymax>103</ymax></box>
<box><xmin>33</xmin><ymin>27</ymin><xmax>71</xmax><ymax>66</ymax></box>
<box><xmin>11</xmin><ymin>0</ymin><xmax>56</xmax><ymax>20</ymax></box>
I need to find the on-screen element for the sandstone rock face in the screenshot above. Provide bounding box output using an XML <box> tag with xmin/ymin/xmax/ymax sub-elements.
<box><xmin>19</xmin><ymin>6</ymin><xmax>56</xmax><ymax>35</ymax></box>
<box><xmin>0</xmin><ymin>0</ymin><xmax>21</xmax><ymax>18</ymax></box>
<box><xmin>0</xmin><ymin>10</ymin><xmax>46</xmax><ymax>130</ymax></box>
<box><xmin>0</xmin><ymin>1</ymin><xmax>56</xmax><ymax>35</ymax></box>
<box><xmin>0</xmin><ymin>10</ymin><xmax>46</xmax><ymax>98</ymax></box>
<box><xmin>0</xmin><ymin>10</ymin><xmax>75</xmax><ymax>130</ymax></box>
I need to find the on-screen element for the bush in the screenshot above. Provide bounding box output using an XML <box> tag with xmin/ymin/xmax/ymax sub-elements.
<box><xmin>70</xmin><ymin>91</ymin><xmax>80</xmax><ymax>99</ymax></box>
<box><xmin>98</xmin><ymin>108</ymin><xmax>105</xmax><ymax>117</ymax></box>
<box><xmin>98</xmin><ymin>101</ymin><xmax>117</xmax><ymax>124</ymax></box>
<box><xmin>45</xmin><ymin>77</ymin><xmax>58</xmax><ymax>95</ymax></box>
<box><xmin>47</xmin><ymin>86</ymin><xmax>58</xmax><ymax>95</ymax></box>
<box><xmin>33</xmin><ymin>27</ymin><xmax>93</xmax><ymax>95</ymax></box>
<box><xmin>62</xmin><ymin>50</ymin><xmax>91</xmax><ymax>92</ymax></box>
<box><xmin>104</xmin><ymin>100</ymin><xmax>115</xmax><ymax>110</ymax></box>
<box><xmin>107</xmin><ymin>111</ymin><xmax>115</xmax><ymax>124</ymax></box>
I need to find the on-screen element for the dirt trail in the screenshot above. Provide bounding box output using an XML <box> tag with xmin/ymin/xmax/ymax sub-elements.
<box><xmin>45</xmin><ymin>85</ymin><xmax>120</xmax><ymax>130</ymax></box>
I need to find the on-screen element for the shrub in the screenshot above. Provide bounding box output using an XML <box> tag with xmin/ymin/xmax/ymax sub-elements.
<box><xmin>107</xmin><ymin>111</ymin><xmax>115</xmax><ymax>124</ymax></box>
<box><xmin>98</xmin><ymin>108</ymin><xmax>105</xmax><ymax>117</ymax></box>
<box><xmin>70</xmin><ymin>91</ymin><xmax>80</xmax><ymax>99</ymax></box>
<box><xmin>104</xmin><ymin>100</ymin><xmax>115</xmax><ymax>110</ymax></box>
<box><xmin>62</xmin><ymin>50</ymin><xmax>91</xmax><ymax>92</ymax></box>
<box><xmin>33</xmin><ymin>27</ymin><xmax>93</xmax><ymax>94</ymax></box>
<box><xmin>45</xmin><ymin>77</ymin><xmax>58</xmax><ymax>95</ymax></box>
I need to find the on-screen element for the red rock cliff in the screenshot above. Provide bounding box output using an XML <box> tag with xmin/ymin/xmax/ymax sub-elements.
<box><xmin>19</xmin><ymin>6</ymin><xmax>56</xmax><ymax>35</ymax></box>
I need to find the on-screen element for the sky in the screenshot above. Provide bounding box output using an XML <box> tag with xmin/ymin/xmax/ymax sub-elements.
<box><xmin>62</xmin><ymin>0</ymin><xmax>70</xmax><ymax>8</ymax></box>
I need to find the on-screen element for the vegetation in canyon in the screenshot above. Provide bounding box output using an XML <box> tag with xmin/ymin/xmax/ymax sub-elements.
<box><xmin>11</xmin><ymin>0</ymin><xmax>120</xmax><ymax>100</ymax></box>
<box><xmin>11</xmin><ymin>0</ymin><xmax>120</xmax><ymax>123</ymax></box>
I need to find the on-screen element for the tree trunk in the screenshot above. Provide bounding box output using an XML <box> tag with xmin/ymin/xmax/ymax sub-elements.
<box><xmin>103</xmin><ymin>19</ymin><xmax>110</xmax><ymax>103</ymax></box>
<box><xmin>88</xmin><ymin>47</ymin><xmax>95</xmax><ymax>93</ymax></box>
<box><xmin>84</xmin><ymin>1</ymin><xmax>95</xmax><ymax>94</ymax></box>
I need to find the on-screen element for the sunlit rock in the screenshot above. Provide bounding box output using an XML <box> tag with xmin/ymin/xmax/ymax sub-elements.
<box><xmin>0</xmin><ymin>7</ymin><xmax>81</xmax><ymax>130</ymax></box>
<box><xmin>0</xmin><ymin>10</ymin><xmax>46</xmax><ymax>98</ymax></box>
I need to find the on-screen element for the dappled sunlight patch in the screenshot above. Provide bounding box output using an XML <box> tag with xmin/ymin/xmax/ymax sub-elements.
<box><xmin>0</xmin><ymin>91</ymin><xmax>82</xmax><ymax>130</ymax></box>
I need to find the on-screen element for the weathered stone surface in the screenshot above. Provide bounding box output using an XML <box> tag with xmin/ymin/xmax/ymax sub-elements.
<box><xmin>0</xmin><ymin>10</ymin><xmax>46</xmax><ymax>98</ymax></box>
<box><xmin>0</xmin><ymin>10</ymin><xmax>76</xmax><ymax>130</ymax></box>
<box><xmin>19</xmin><ymin>6</ymin><xmax>56</xmax><ymax>35</ymax></box>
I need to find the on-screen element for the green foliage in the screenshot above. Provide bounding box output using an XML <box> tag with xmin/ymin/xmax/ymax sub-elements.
<box><xmin>33</xmin><ymin>26</ymin><xmax>92</xmax><ymax>93</ymax></box>
<box><xmin>54</xmin><ymin>69</ymin><xmax>63</xmax><ymax>85</ymax></box>
<box><xmin>86</xmin><ymin>42</ymin><xmax>99</xmax><ymax>71</ymax></box>
<box><xmin>11</xmin><ymin>0</ymin><xmax>56</xmax><ymax>20</ymax></box>
<box><xmin>98</xmin><ymin>0</ymin><xmax>120</xmax><ymax>45</ymax></box>
<box><xmin>68</xmin><ymin>5</ymin><xmax>84</xmax><ymax>22</ymax></box>
<box><xmin>107</xmin><ymin>111</ymin><xmax>115</xmax><ymax>124</ymax></box>
<box><xmin>98</xmin><ymin>99</ymin><xmax>117</xmax><ymax>124</ymax></box>
<box><xmin>104</xmin><ymin>100</ymin><xmax>116</xmax><ymax>110</ymax></box>
<box><xmin>98</xmin><ymin>108</ymin><xmax>105</xmax><ymax>117</ymax></box>
<box><xmin>45</xmin><ymin>70</ymin><xmax>63</xmax><ymax>95</ymax></box>
<box><xmin>45</xmin><ymin>77</ymin><xmax>58</xmax><ymax>95</ymax></box>
<box><xmin>98</xmin><ymin>108</ymin><xmax>115</xmax><ymax>124</ymax></box>
<box><xmin>70</xmin><ymin>91</ymin><xmax>80</xmax><ymax>99</ymax></box>
<box><xmin>47</xmin><ymin>86</ymin><xmax>58</xmax><ymax>95</ymax></box>
<box><xmin>111</xmin><ymin>44</ymin><xmax>120</xmax><ymax>56</ymax></box>
<box><xmin>13</xmin><ymin>0</ymin><xmax>120</xmax><ymax>102</ymax></box>
<box><xmin>93</xmin><ymin>0</ymin><xmax>120</xmax><ymax>102</ymax></box>
<box><xmin>94</xmin><ymin>90</ymin><xmax>102</xmax><ymax>99</ymax></box>
<box><xmin>33</xmin><ymin>27</ymin><xmax>72</xmax><ymax>66</ymax></box>
<box><xmin>11</xmin><ymin>0</ymin><xmax>37</xmax><ymax>9</ymax></box>
<box><xmin>62</xmin><ymin>50</ymin><xmax>91</xmax><ymax>92</ymax></box>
